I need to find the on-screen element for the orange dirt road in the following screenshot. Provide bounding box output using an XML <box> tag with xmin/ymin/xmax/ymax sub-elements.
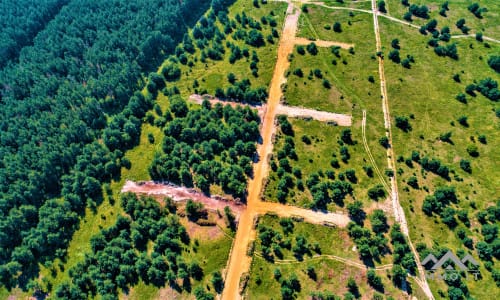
<box><xmin>221</xmin><ymin>2</ymin><xmax>301</xmax><ymax>299</ymax></box>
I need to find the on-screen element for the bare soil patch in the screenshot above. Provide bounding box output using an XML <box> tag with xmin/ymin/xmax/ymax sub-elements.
<box><xmin>276</xmin><ymin>104</ymin><xmax>352</xmax><ymax>125</ymax></box>
<box><xmin>122</xmin><ymin>180</ymin><xmax>245</xmax><ymax>217</ymax></box>
<box><xmin>294</xmin><ymin>37</ymin><xmax>354</xmax><ymax>49</ymax></box>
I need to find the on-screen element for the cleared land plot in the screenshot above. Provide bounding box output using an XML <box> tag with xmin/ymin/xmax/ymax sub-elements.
<box><xmin>246</xmin><ymin>215</ymin><xmax>424</xmax><ymax>299</ymax></box>
<box><xmin>264</xmin><ymin>118</ymin><xmax>389</xmax><ymax>211</ymax></box>
<box><xmin>286</xmin><ymin>6</ymin><xmax>388</xmax><ymax>182</ymax></box>
<box><xmin>127</xmin><ymin>219</ymin><xmax>233</xmax><ymax>300</ymax></box>
<box><xmin>385</xmin><ymin>0</ymin><xmax>500</xmax><ymax>38</ymax></box>
<box><xmin>276</xmin><ymin>104</ymin><xmax>352</xmax><ymax>125</ymax></box>
<box><xmin>380</xmin><ymin>15</ymin><xmax>500</xmax><ymax>299</ymax></box>
<box><xmin>163</xmin><ymin>1</ymin><xmax>288</xmax><ymax>103</ymax></box>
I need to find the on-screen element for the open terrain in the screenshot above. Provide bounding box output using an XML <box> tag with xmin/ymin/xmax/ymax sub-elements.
<box><xmin>1</xmin><ymin>0</ymin><xmax>499</xmax><ymax>299</ymax></box>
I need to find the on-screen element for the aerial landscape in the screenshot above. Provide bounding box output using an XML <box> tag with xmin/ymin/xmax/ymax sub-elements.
<box><xmin>0</xmin><ymin>0</ymin><xmax>498</xmax><ymax>299</ymax></box>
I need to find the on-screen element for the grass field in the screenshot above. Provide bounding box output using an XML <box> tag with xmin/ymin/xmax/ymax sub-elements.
<box><xmin>246</xmin><ymin>215</ymin><xmax>424</xmax><ymax>299</ymax></box>
<box><xmin>162</xmin><ymin>0</ymin><xmax>288</xmax><ymax>102</ymax></box>
<box><xmin>320</xmin><ymin>0</ymin><xmax>373</xmax><ymax>11</ymax></box>
<box><xmin>127</xmin><ymin>226</ymin><xmax>233</xmax><ymax>300</ymax></box>
<box><xmin>284</xmin><ymin>5</ymin><xmax>381</xmax><ymax>117</ymax></box>
<box><xmin>264</xmin><ymin>118</ymin><xmax>390</xmax><ymax>212</ymax></box>
<box><xmin>385</xmin><ymin>0</ymin><xmax>500</xmax><ymax>38</ymax></box>
<box><xmin>380</xmin><ymin>12</ymin><xmax>500</xmax><ymax>299</ymax></box>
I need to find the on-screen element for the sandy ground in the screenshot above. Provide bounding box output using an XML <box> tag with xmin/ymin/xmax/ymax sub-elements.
<box><xmin>294</xmin><ymin>37</ymin><xmax>354</xmax><ymax>49</ymax></box>
<box><xmin>276</xmin><ymin>104</ymin><xmax>352</xmax><ymax>125</ymax></box>
<box><xmin>255</xmin><ymin>202</ymin><xmax>349</xmax><ymax>226</ymax></box>
<box><xmin>188</xmin><ymin>95</ymin><xmax>352</xmax><ymax>126</ymax></box>
<box><xmin>188</xmin><ymin>94</ymin><xmax>267</xmax><ymax>121</ymax></box>
<box><xmin>122</xmin><ymin>180</ymin><xmax>245</xmax><ymax>216</ymax></box>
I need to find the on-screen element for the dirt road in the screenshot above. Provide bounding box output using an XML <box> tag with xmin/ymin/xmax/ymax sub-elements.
<box><xmin>276</xmin><ymin>104</ymin><xmax>352</xmax><ymax>125</ymax></box>
<box><xmin>370</xmin><ymin>1</ymin><xmax>434</xmax><ymax>298</ymax></box>
<box><xmin>189</xmin><ymin>95</ymin><xmax>352</xmax><ymax>126</ymax></box>
<box><xmin>255</xmin><ymin>202</ymin><xmax>349</xmax><ymax>226</ymax></box>
<box><xmin>294</xmin><ymin>37</ymin><xmax>354</xmax><ymax>49</ymax></box>
<box><xmin>221</xmin><ymin>3</ymin><xmax>301</xmax><ymax>299</ymax></box>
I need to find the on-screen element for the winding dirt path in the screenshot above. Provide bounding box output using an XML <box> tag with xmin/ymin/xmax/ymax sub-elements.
<box><xmin>276</xmin><ymin>104</ymin><xmax>352</xmax><ymax>125</ymax></box>
<box><xmin>221</xmin><ymin>2</ymin><xmax>302</xmax><ymax>299</ymax></box>
<box><xmin>370</xmin><ymin>1</ymin><xmax>434</xmax><ymax>298</ymax></box>
<box><xmin>294</xmin><ymin>37</ymin><xmax>354</xmax><ymax>49</ymax></box>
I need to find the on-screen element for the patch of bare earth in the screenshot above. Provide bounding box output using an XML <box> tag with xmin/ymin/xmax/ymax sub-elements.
<box><xmin>276</xmin><ymin>104</ymin><xmax>352</xmax><ymax>125</ymax></box>
<box><xmin>294</xmin><ymin>37</ymin><xmax>354</xmax><ymax>49</ymax></box>
<box><xmin>122</xmin><ymin>180</ymin><xmax>245</xmax><ymax>218</ymax></box>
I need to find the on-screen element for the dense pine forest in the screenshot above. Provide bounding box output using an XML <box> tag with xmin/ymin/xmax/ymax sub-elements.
<box><xmin>0</xmin><ymin>0</ymin><xmax>70</xmax><ymax>67</ymax></box>
<box><xmin>0</xmin><ymin>0</ymin><xmax>236</xmax><ymax>291</ymax></box>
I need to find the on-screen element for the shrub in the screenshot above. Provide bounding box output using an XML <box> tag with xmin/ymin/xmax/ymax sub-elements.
<box><xmin>306</xmin><ymin>43</ymin><xmax>318</xmax><ymax>55</ymax></box>
<box><xmin>333</xmin><ymin>22</ymin><xmax>342</xmax><ymax>32</ymax></box>
<box><xmin>401</xmin><ymin>58</ymin><xmax>411</xmax><ymax>68</ymax></box>
<box><xmin>367</xmin><ymin>269</ymin><xmax>384</xmax><ymax>290</ymax></box>
<box><xmin>488</xmin><ymin>56</ymin><xmax>500</xmax><ymax>73</ymax></box>
<box><xmin>379</xmin><ymin>136</ymin><xmax>389</xmax><ymax>148</ymax></box>
<box><xmin>322</xmin><ymin>79</ymin><xmax>331</xmax><ymax>89</ymax></box>
<box><xmin>466</xmin><ymin>145</ymin><xmax>479</xmax><ymax>157</ymax></box>
<box><xmin>388</xmin><ymin>49</ymin><xmax>400</xmax><ymax>63</ymax></box>
<box><xmin>395</xmin><ymin>116</ymin><xmax>411</xmax><ymax>131</ymax></box>
<box><xmin>460</xmin><ymin>159</ymin><xmax>472</xmax><ymax>173</ymax></box>
<box><xmin>457</xmin><ymin>115</ymin><xmax>468</xmax><ymax>127</ymax></box>
<box><xmin>368</xmin><ymin>184</ymin><xmax>385</xmax><ymax>201</ymax></box>
<box><xmin>293</xmin><ymin>68</ymin><xmax>303</xmax><ymax>77</ymax></box>
<box><xmin>456</xmin><ymin>93</ymin><xmax>467</xmax><ymax>103</ymax></box>
<box><xmin>297</xmin><ymin>45</ymin><xmax>305</xmax><ymax>55</ymax></box>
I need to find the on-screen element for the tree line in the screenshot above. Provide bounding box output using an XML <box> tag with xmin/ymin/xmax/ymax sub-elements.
<box><xmin>0</xmin><ymin>0</ymin><xmax>216</xmax><ymax>290</ymax></box>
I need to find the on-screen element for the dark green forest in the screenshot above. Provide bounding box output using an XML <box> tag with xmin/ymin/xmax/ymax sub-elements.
<box><xmin>149</xmin><ymin>99</ymin><xmax>260</xmax><ymax>199</ymax></box>
<box><xmin>55</xmin><ymin>193</ymin><xmax>193</xmax><ymax>299</ymax></box>
<box><xmin>0</xmin><ymin>0</ymin><xmax>236</xmax><ymax>291</ymax></box>
<box><xmin>0</xmin><ymin>0</ymin><xmax>70</xmax><ymax>67</ymax></box>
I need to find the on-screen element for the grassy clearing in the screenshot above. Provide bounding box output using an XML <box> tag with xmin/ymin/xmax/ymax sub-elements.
<box><xmin>320</xmin><ymin>0</ymin><xmax>373</xmax><ymax>11</ymax></box>
<box><xmin>284</xmin><ymin>47</ymin><xmax>354</xmax><ymax>114</ymax></box>
<box><xmin>264</xmin><ymin>118</ymin><xmax>388</xmax><ymax>211</ymax></box>
<box><xmin>128</xmin><ymin>225</ymin><xmax>233</xmax><ymax>300</ymax></box>
<box><xmin>290</xmin><ymin>5</ymin><xmax>387</xmax><ymax>184</ymax></box>
<box><xmin>385</xmin><ymin>0</ymin><xmax>500</xmax><ymax>37</ymax></box>
<box><xmin>253</xmin><ymin>214</ymin><xmax>360</xmax><ymax>261</ymax></box>
<box><xmin>288</xmin><ymin>5</ymin><xmax>381</xmax><ymax>118</ymax></box>
<box><xmin>380</xmin><ymin>14</ymin><xmax>500</xmax><ymax>299</ymax></box>
<box><xmin>246</xmin><ymin>215</ymin><xmax>420</xmax><ymax>299</ymax></box>
<box><xmin>168</xmin><ymin>1</ymin><xmax>288</xmax><ymax>100</ymax></box>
